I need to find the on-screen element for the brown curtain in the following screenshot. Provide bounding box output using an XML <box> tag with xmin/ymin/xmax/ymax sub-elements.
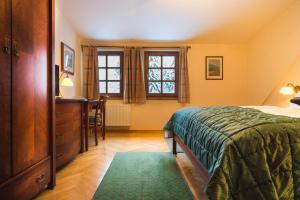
<box><xmin>82</xmin><ymin>46</ymin><xmax>99</xmax><ymax>99</ymax></box>
<box><xmin>123</xmin><ymin>47</ymin><xmax>146</xmax><ymax>104</ymax></box>
<box><xmin>178</xmin><ymin>47</ymin><xmax>190</xmax><ymax>103</ymax></box>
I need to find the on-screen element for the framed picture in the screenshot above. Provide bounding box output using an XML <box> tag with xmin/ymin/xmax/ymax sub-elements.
<box><xmin>205</xmin><ymin>56</ymin><xmax>223</xmax><ymax>80</ymax></box>
<box><xmin>61</xmin><ymin>42</ymin><xmax>75</xmax><ymax>75</ymax></box>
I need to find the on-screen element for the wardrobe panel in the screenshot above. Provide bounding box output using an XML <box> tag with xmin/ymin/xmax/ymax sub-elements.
<box><xmin>0</xmin><ymin>0</ymin><xmax>12</xmax><ymax>183</ymax></box>
<box><xmin>12</xmin><ymin>0</ymin><xmax>50</xmax><ymax>174</ymax></box>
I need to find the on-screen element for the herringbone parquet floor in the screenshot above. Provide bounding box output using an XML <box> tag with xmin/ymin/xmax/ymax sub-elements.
<box><xmin>37</xmin><ymin>131</ymin><xmax>207</xmax><ymax>200</ymax></box>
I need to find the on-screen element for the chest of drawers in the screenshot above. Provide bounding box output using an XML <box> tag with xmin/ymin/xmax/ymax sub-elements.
<box><xmin>55</xmin><ymin>99</ymin><xmax>84</xmax><ymax>169</ymax></box>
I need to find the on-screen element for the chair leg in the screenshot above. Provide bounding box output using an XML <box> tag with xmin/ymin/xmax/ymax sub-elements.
<box><xmin>102</xmin><ymin>125</ymin><xmax>105</xmax><ymax>140</ymax></box>
<box><xmin>94</xmin><ymin>125</ymin><xmax>98</xmax><ymax>146</ymax></box>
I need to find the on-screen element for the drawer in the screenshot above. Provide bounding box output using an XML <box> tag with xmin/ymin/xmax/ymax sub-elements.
<box><xmin>73</xmin><ymin>118</ymin><xmax>82</xmax><ymax>130</ymax></box>
<box><xmin>55</xmin><ymin>117</ymin><xmax>82</xmax><ymax>129</ymax></box>
<box><xmin>56</xmin><ymin>107</ymin><xmax>82</xmax><ymax>124</ymax></box>
<box><xmin>73</xmin><ymin>104</ymin><xmax>82</xmax><ymax>116</ymax></box>
<box><xmin>0</xmin><ymin>158</ymin><xmax>51</xmax><ymax>200</ymax></box>
<box><xmin>56</xmin><ymin>140</ymin><xmax>81</xmax><ymax>169</ymax></box>
<box><xmin>73</xmin><ymin>111</ymin><xmax>82</xmax><ymax>121</ymax></box>
<box><xmin>56</xmin><ymin>112</ymin><xmax>73</xmax><ymax>125</ymax></box>
<box><xmin>56</xmin><ymin>103</ymin><xmax>76</xmax><ymax>113</ymax></box>
<box><xmin>56</xmin><ymin>125</ymin><xmax>81</xmax><ymax>146</ymax></box>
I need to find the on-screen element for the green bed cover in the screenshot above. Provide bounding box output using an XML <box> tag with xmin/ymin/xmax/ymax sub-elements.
<box><xmin>164</xmin><ymin>106</ymin><xmax>300</xmax><ymax>200</ymax></box>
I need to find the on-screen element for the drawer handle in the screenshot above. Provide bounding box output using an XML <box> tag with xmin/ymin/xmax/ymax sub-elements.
<box><xmin>12</xmin><ymin>40</ymin><xmax>19</xmax><ymax>57</ymax></box>
<box><xmin>2</xmin><ymin>37</ymin><xmax>11</xmax><ymax>55</ymax></box>
<box><xmin>36</xmin><ymin>174</ymin><xmax>46</xmax><ymax>184</ymax></box>
<box><xmin>56</xmin><ymin>153</ymin><xmax>63</xmax><ymax>159</ymax></box>
<box><xmin>56</xmin><ymin>112</ymin><xmax>64</xmax><ymax>116</ymax></box>
<box><xmin>56</xmin><ymin>132</ymin><xmax>64</xmax><ymax>138</ymax></box>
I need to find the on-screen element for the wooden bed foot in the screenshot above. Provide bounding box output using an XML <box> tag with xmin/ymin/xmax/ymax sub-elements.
<box><xmin>173</xmin><ymin>133</ymin><xmax>210</xmax><ymax>183</ymax></box>
<box><xmin>172</xmin><ymin>137</ymin><xmax>177</xmax><ymax>155</ymax></box>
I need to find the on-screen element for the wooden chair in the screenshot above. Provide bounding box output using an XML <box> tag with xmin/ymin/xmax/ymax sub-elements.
<box><xmin>89</xmin><ymin>95</ymin><xmax>108</xmax><ymax>145</ymax></box>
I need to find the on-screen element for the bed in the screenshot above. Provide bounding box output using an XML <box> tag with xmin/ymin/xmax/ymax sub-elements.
<box><xmin>164</xmin><ymin>106</ymin><xmax>300</xmax><ymax>200</ymax></box>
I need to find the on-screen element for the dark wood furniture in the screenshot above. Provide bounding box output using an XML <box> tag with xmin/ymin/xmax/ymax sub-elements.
<box><xmin>290</xmin><ymin>97</ymin><xmax>300</xmax><ymax>106</ymax></box>
<box><xmin>55</xmin><ymin>98</ymin><xmax>85</xmax><ymax>169</ymax></box>
<box><xmin>89</xmin><ymin>96</ymin><xmax>108</xmax><ymax>144</ymax></box>
<box><xmin>173</xmin><ymin>133</ymin><xmax>210</xmax><ymax>184</ymax></box>
<box><xmin>84</xmin><ymin>99</ymin><xmax>99</xmax><ymax>151</ymax></box>
<box><xmin>0</xmin><ymin>0</ymin><xmax>55</xmax><ymax>199</ymax></box>
<box><xmin>84</xmin><ymin>96</ymin><xmax>108</xmax><ymax>151</ymax></box>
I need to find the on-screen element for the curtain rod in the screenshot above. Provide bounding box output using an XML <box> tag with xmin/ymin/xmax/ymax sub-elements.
<box><xmin>81</xmin><ymin>45</ymin><xmax>191</xmax><ymax>49</ymax></box>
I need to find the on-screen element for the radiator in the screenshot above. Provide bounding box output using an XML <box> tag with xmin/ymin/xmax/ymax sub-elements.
<box><xmin>106</xmin><ymin>104</ymin><xmax>131</xmax><ymax>127</ymax></box>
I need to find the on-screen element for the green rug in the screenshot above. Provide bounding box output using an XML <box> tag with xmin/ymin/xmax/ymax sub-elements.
<box><xmin>93</xmin><ymin>152</ymin><xmax>194</xmax><ymax>200</ymax></box>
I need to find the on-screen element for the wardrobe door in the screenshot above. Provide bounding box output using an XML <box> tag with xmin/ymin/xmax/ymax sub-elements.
<box><xmin>12</xmin><ymin>0</ymin><xmax>50</xmax><ymax>174</ymax></box>
<box><xmin>0</xmin><ymin>0</ymin><xmax>12</xmax><ymax>183</ymax></box>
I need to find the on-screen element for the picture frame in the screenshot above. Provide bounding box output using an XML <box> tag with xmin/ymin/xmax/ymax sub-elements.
<box><xmin>61</xmin><ymin>42</ymin><xmax>75</xmax><ymax>75</ymax></box>
<box><xmin>205</xmin><ymin>56</ymin><xmax>223</xmax><ymax>80</ymax></box>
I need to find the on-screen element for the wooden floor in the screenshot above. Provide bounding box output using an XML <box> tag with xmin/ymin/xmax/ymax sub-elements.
<box><xmin>37</xmin><ymin>131</ymin><xmax>207</xmax><ymax>200</ymax></box>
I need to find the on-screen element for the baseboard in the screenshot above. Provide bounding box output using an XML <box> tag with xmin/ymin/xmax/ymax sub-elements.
<box><xmin>107</xmin><ymin>129</ymin><xmax>163</xmax><ymax>134</ymax></box>
<box><xmin>106</xmin><ymin>126</ymin><xmax>130</xmax><ymax>131</ymax></box>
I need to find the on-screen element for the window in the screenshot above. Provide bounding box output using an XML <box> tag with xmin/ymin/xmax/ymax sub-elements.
<box><xmin>144</xmin><ymin>52</ymin><xmax>179</xmax><ymax>99</ymax></box>
<box><xmin>98</xmin><ymin>51</ymin><xmax>123</xmax><ymax>97</ymax></box>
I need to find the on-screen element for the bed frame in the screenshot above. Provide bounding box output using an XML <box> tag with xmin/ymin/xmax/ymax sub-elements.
<box><xmin>172</xmin><ymin>132</ymin><xmax>210</xmax><ymax>183</ymax></box>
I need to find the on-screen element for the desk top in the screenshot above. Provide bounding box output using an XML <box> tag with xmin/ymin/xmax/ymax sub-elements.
<box><xmin>55</xmin><ymin>97</ymin><xmax>99</xmax><ymax>104</ymax></box>
<box><xmin>55</xmin><ymin>96</ymin><xmax>108</xmax><ymax>104</ymax></box>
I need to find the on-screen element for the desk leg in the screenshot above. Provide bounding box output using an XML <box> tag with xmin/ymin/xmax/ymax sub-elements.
<box><xmin>80</xmin><ymin>104</ymin><xmax>85</xmax><ymax>153</ymax></box>
<box><xmin>84</xmin><ymin>102</ymin><xmax>89</xmax><ymax>151</ymax></box>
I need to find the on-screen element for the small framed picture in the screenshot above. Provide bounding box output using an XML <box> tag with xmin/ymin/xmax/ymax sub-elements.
<box><xmin>61</xmin><ymin>42</ymin><xmax>75</xmax><ymax>75</ymax></box>
<box><xmin>205</xmin><ymin>56</ymin><xmax>223</xmax><ymax>80</ymax></box>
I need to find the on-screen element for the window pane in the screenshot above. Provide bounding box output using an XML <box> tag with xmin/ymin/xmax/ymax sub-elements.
<box><xmin>163</xmin><ymin>82</ymin><xmax>175</xmax><ymax>94</ymax></box>
<box><xmin>148</xmin><ymin>82</ymin><xmax>161</xmax><ymax>93</ymax></box>
<box><xmin>163</xmin><ymin>56</ymin><xmax>175</xmax><ymax>68</ymax></box>
<box><xmin>108</xmin><ymin>69</ymin><xmax>120</xmax><ymax>80</ymax></box>
<box><xmin>99</xmin><ymin>69</ymin><xmax>106</xmax><ymax>80</ymax></box>
<box><xmin>163</xmin><ymin>69</ymin><xmax>175</xmax><ymax>80</ymax></box>
<box><xmin>98</xmin><ymin>56</ymin><xmax>106</xmax><ymax>67</ymax></box>
<box><xmin>108</xmin><ymin>82</ymin><xmax>120</xmax><ymax>93</ymax></box>
<box><xmin>148</xmin><ymin>69</ymin><xmax>161</xmax><ymax>80</ymax></box>
<box><xmin>149</xmin><ymin>56</ymin><xmax>161</xmax><ymax>68</ymax></box>
<box><xmin>99</xmin><ymin>81</ymin><xmax>106</xmax><ymax>93</ymax></box>
<box><xmin>108</xmin><ymin>56</ymin><xmax>120</xmax><ymax>67</ymax></box>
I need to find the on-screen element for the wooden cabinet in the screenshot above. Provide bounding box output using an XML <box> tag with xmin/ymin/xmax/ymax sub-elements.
<box><xmin>12</xmin><ymin>0</ymin><xmax>51</xmax><ymax>175</ymax></box>
<box><xmin>0</xmin><ymin>0</ymin><xmax>54</xmax><ymax>199</ymax></box>
<box><xmin>56</xmin><ymin>99</ymin><xmax>84</xmax><ymax>169</ymax></box>
<box><xmin>0</xmin><ymin>0</ymin><xmax>12</xmax><ymax>183</ymax></box>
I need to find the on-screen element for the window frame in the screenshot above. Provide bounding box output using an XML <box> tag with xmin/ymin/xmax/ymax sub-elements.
<box><xmin>144</xmin><ymin>51</ymin><xmax>179</xmax><ymax>100</ymax></box>
<box><xmin>97</xmin><ymin>51</ymin><xmax>124</xmax><ymax>98</ymax></box>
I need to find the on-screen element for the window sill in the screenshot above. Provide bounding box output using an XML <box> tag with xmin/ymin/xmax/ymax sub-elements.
<box><xmin>99</xmin><ymin>94</ymin><xmax>123</xmax><ymax>100</ymax></box>
<box><xmin>146</xmin><ymin>96</ymin><xmax>178</xmax><ymax>100</ymax></box>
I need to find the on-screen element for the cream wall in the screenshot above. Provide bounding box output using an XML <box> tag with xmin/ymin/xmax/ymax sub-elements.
<box><xmin>55</xmin><ymin>1</ymin><xmax>300</xmax><ymax>130</ymax></box>
<box><xmin>55</xmin><ymin>5</ymin><xmax>81</xmax><ymax>97</ymax></box>
<box><xmin>246</xmin><ymin>1</ymin><xmax>300</xmax><ymax>106</ymax></box>
<box><xmin>81</xmin><ymin>41</ymin><xmax>247</xmax><ymax>130</ymax></box>
<box><xmin>130</xmin><ymin>44</ymin><xmax>246</xmax><ymax>130</ymax></box>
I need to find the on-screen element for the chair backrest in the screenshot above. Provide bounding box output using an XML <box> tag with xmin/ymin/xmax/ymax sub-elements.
<box><xmin>94</xmin><ymin>95</ymin><xmax>108</xmax><ymax>118</ymax></box>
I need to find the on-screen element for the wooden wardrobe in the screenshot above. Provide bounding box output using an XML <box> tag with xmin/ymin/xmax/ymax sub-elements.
<box><xmin>0</xmin><ymin>0</ymin><xmax>55</xmax><ymax>199</ymax></box>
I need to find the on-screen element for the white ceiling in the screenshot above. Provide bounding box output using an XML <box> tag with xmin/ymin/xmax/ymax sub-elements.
<box><xmin>57</xmin><ymin>0</ymin><xmax>295</xmax><ymax>43</ymax></box>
